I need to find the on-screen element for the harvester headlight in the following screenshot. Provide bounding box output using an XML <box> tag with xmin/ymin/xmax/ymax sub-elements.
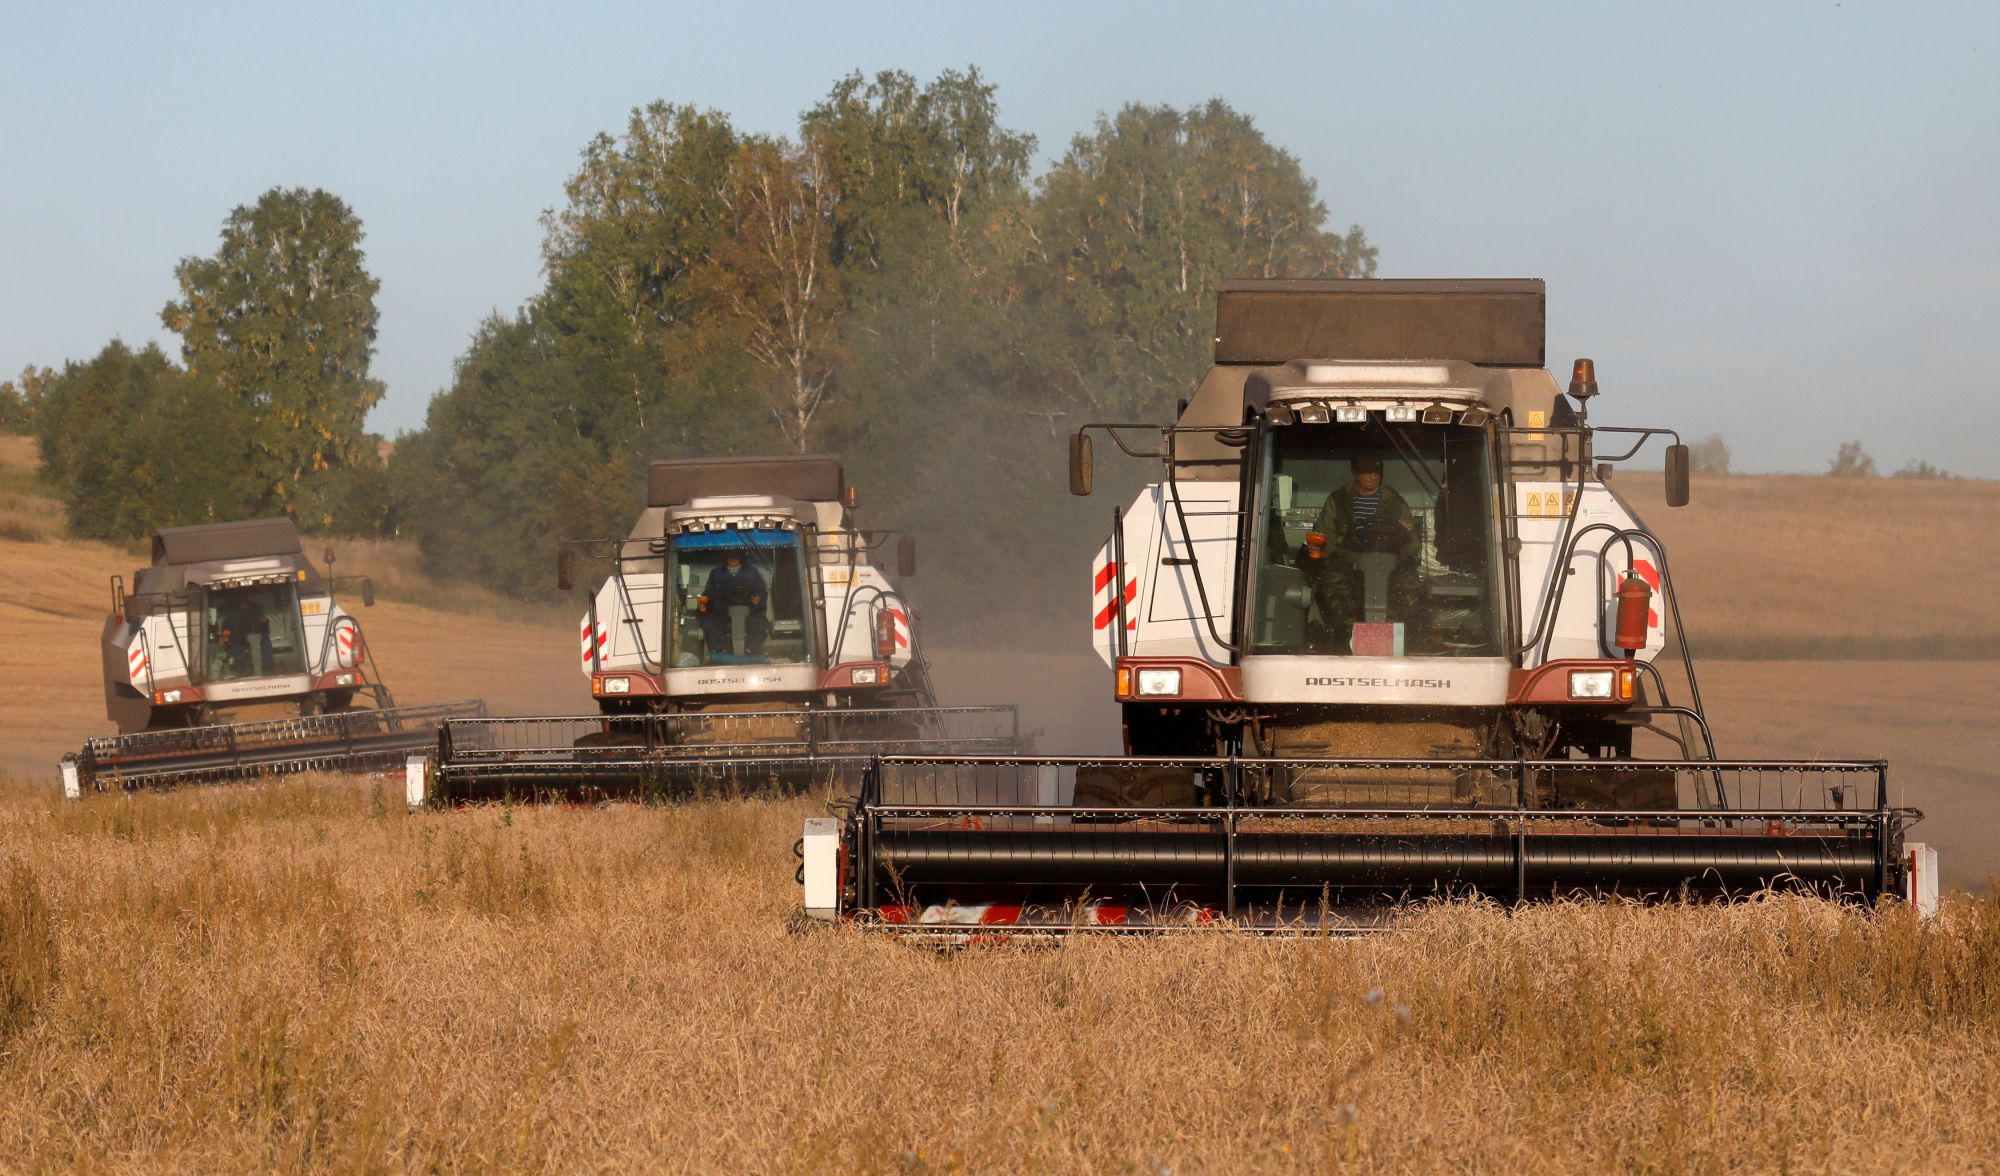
<box><xmin>1296</xmin><ymin>403</ymin><xmax>1331</xmax><ymax>425</ymax></box>
<box><xmin>599</xmin><ymin>676</ymin><xmax>631</xmax><ymax>695</ymax></box>
<box><xmin>1385</xmin><ymin>404</ymin><xmax>1419</xmax><ymax>423</ymax></box>
<box><xmin>1421</xmin><ymin>404</ymin><xmax>1454</xmax><ymax>425</ymax></box>
<box><xmin>1334</xmin><ymin>405</ymin><xmax>1369</xmax><ymax>423</ymax></box>
<box><xmin>334</xmin><ymin>672</ymin><xmax>356</xmax><ymax>687</ymax></box>
<box><xmin>155</xmin><ymin>689</ymin><xmax>183</xmax><ymax>704</ymax></box>
<box><xmin>1136</xmin><ymin>668</ymin><xmax>1183</xmax><ymax>697</ymax></box>
<box><xmin>851</xmin><ymin>666</ymin><xmax>881</xmax><ymax>685</ymax></box>
<box><xmin>1458</xmin><ymin>407</ymin><xmax>1490</xmax><ymax>428</ymax></box>
<box><xmin>1264</xmin><ymin>404</ymin><xmax>1293</xmax><ymax>425</ymax></box>
<box><xmin>1568</xmin><ymin>670</ymin><xmax>1616</xmax><ymax>700</ymax></box>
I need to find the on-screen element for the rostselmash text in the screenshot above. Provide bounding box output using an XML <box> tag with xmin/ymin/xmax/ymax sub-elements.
<box><xmin>1304</xmin><ymin>676</ymin><xmax>1453</xmax><ymax>689</ymax></box>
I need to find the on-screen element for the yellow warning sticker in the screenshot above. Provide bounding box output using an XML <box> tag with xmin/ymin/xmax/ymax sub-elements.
<box><xmin>1526</xmin><ymin>410</ymin><xmax>1547</xmax><ymax>442</ymax></box>
<box><xmin>1521</xmin><ymin>490</ymin><xmax>1578</xmax><ymax>518</ymax></box>
<box><xmin>301</xmin><ymin>600</ymin><xmax>326</xmax><ymax>616</ymax></box>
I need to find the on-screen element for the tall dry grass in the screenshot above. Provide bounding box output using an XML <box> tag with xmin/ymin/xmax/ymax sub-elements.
<box><xmin>2</xmin><ymin>777</ymin><xmax>1998</xmax><ymax>1171</ymax></box>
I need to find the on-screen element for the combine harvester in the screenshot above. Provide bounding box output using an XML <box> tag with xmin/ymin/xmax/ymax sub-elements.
<box><xmin>800</xmin><ymin>279</ymin><xmax>1936</xmax><ymax>931</ymax></box>
<box><xmin>423</xmin><ymin>455</ymin><xmax>1018</xmax><ymax>802</ymax></box>
<box><xmin>61</xmin><ymin>516</ymin><xmax>484</xmax><ymax>796</ymax></box>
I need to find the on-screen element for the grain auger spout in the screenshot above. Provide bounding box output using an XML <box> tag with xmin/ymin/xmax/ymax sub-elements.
<box><xmin>62</xmin><ymin>516</ymin><xmax>486</xmax><ymax>795</ymax></box>
<box><xmin>422</xmin><ymin>455</ymin><xmax>1021</xmax><ymax>803</ymax></box>
<box><xmin>799</xmin><ymin>279</ymin><xmax>1938</xmax><ymax>930</ymax></box>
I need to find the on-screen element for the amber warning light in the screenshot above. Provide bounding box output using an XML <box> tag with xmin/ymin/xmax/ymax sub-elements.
<box><xmin>1569</xmin><ymin>357</ymin><xmax>1598</xmax><ymax>401</ymax></box>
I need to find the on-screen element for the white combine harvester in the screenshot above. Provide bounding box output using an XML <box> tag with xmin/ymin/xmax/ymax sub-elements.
<box><xmin>801</xmin><ymin>279</ymin><xmax>1938</xmax><ymax>931</ymax></box>
<box><xmin>62</xmin><ymin>516</ymin><xmax>483</xmax><ymax>795</ymax></box>
<box><xmin>425</xmin><ymin>455</ymin><xmax>1017</xmax><ymax>801</ymax></box>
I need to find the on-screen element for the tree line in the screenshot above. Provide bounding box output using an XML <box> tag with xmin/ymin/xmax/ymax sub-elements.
<box><xmin>10</xmin><ymin>69</ymin><xmax>1374</xmax><ymax>636</ymax></box>
<box><xmin>8</xmin><ymin>189</ymin><xmax>391</xmax><ymax>538</ymax></box>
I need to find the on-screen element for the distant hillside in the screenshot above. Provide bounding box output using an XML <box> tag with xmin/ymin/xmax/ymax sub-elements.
<box><xmin>1620</xmin><ymin>473</ymin><xmax>2000</xmax><ymax>657</ymax></box>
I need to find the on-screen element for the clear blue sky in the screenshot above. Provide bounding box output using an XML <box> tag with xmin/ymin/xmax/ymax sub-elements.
<box><xmin>5</xmin><ymin>1</ymin><xmax>1996</xmax><ymax>475</ymax></box>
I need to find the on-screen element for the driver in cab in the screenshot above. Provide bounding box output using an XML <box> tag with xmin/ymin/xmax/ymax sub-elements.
<box><xmin>1304</xmin><ymin>452</ymin><xmax>1422</xmax><ymax>639</ymax></box>
<box><xmin>698</xmin><ymin>551</ymin><xmax>771</xmax><ymax>658</ymax></box>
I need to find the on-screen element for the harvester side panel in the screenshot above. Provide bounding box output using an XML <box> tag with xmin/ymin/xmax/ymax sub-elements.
<box><xmin>1091</xmin><ymin>482</ymin><xmax>1238</xmax><ymax>668</ymax></box>
<box><xmin>592</xmin><ymin>574</ymin><xmax>665</xmax><ymax>672</ymax></box>
<box><xmin>1513</xmin><ymin>481</ymin><xmax>1667</xmax><ymax>666</ymax></box>
<box><xmin>821</xmin><ymin>556</ymin><xmax>916</xmax><ymax>672</ymax></box>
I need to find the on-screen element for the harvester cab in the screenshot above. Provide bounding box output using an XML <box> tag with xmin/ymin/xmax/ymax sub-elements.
<box><xmin>62</xmin><ymin>516</ymin><xmax>485</xmax><ymax>795</ymax></box>
<box><xmin>425</xmin><ymin>455</ymin><xmax>1019</xmax><ymax>802</ymax></box>
<box><xmin>803</xmin><ymin>279</ymin><xmax>1935</xmax><ymax>932</ymax></box>
<box><xmin>578</xmin><ymin>455</ymin><xmax>930</xmax><ymax>713</ymax></box>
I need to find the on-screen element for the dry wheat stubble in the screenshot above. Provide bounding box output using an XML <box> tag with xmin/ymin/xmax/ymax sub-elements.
<box><xmin>2</xmin><ymin>779</ymin><xmax>1999</xmax><ymax>1172</ymax></box>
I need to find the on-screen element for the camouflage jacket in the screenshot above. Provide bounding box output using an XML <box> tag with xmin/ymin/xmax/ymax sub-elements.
<box><xmin>1309</xmin><ymin>484</ymin><xmax>1418</xmax><ymax>561</ymax></box>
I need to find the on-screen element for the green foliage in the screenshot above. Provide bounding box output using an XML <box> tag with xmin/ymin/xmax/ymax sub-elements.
<box><xmin>0</xmin><ymin>366</ymin><xmax>52</xmax><ymax>434</ymax></box>
<box><xmin>391</xmin><ymin>313</ymin><xmax>639</xmax><ymax>595</ymax></box>
<box><xmin>34</xmin><ymin>341</ymin><xmax>253</xmax><ymax>538</ymax></box>
<box><xmin>1827</xmin><ymin>441</ymin><xmax>1876</xmax><ymax>478</ymax></box>
<box><xmin>163</xmin><ymin>187</ymin><xmax>386</xmax><ymax>516</ymax></box>
<box><xmin>392</xmin><ymin>72</ymin><xmax>1374</xmax><ymax>636</ymax></box>
<box><xmin>1029</xmin><ymin>99</ymin><xmax>1377</xmax><ymax>421</ymax></box>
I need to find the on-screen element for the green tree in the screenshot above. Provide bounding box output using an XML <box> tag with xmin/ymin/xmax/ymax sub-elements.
<box><xmin>701</xmin><ymin>134</ymin><xmax>846</xmax><ymax>452</ymax></box>
<box><xmin>803</xmin><ymin>68</ymin><xmax>1035</xmax><ymax>275</ymax></box>
<box><xmin>0</xmin><ymin>366</ymin><xmax>52</xmax><ymax>434</ymax></box>
<box><xmin>539</xmin><ymin>103</ymin><xmax>754</xmax><ymax>461</ymax></box>
<box><xmin>1031</xmin><ymin>99</ymin><xmax>1376</xmax><ymax>420</ymax></box>
<box><xmin>391</xmin><ymin>312</ymin><xmax>639</xmax><ymax>595</ymax></box>
<box><xmin>34</xmin><ymin>342</ymin><xmax>249</xmax><ymax>538</ymax></box>
<box><xmin>162</xmin><ymin>187</ymin><xmax>385</xmax><ymax>514</ymax></box>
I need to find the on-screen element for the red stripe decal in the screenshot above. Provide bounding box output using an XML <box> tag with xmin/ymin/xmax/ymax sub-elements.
<box><xmin>1091</xmin><ymin>578</ymin><xmax>1138</xmax><ymax>631</ymax></box>
<box><xmin>1093</xmin><ymin>562</ymin><xmax>1117</xmax><ymax>592</ymax></box>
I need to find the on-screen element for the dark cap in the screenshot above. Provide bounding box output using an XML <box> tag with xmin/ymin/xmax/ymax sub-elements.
<box><xmin>1351</xmin><ymin>453</ymin><xmax>1383</xmax><ymax>474</ymax></box>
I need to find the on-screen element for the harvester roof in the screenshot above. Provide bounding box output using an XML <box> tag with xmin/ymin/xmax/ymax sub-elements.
<box><xmin>150</xmin><ymin>516</ymin><xmax>303</xmax><ymax>567</ymax></box>
<box><xmin>1214</xmin><ymin>278</ymin><xmax>1545</xmax><ymax>368</ymax></box>
<box><xmin>648</xmin><ymin>455</ymin><xmax>844</xmax><ymax>507</ymax></box>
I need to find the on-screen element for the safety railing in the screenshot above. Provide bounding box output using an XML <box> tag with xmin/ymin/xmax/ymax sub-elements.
<box><xmin>69</xmin><ymin>699</ymin><xmax>488</xmax><ymax>791</ymax></box>
<box><xmin>430</xmin><ymin>706</ymin><xmax>1022</xmax><ymax>800</ymax></box>
<box><xmin>848</xmin><ymin>756</ymin><xmax>1918</xmax><ymax>916</ymax></box>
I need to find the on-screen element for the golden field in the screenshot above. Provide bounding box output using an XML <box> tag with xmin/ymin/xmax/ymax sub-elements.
<box><xmin>3</xmin><ymin>436</ymin><xmax>1999</xmax><ymax>1169</ymax></box>
<box><xmin>5</xmin><ymin>782</ymin><xmax>2000</xmax><ymax>1172</ymax></box>
<box><xmin>1622</xmin><ymin>472</ymin><xmax>2000</xmax><ymax>657</ymax></box>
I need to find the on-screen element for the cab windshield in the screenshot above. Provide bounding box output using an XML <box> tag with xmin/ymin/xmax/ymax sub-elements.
<box><xmin>198</xmin><ymin>582</ymin><xmax>307</xmax><ymax>682</ymax></box>
<box><xmin>1246</xmin><ymin>422</ymin><xmax>1503</xmax><ymax>657</ymax></box>
<box><xmin>666</xmin><ymin>529</ymin><xmax>812</xmax><ymax>667</ymax></box>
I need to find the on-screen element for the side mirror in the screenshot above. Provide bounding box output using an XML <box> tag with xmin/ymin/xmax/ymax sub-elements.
<box><xmin>361</xmin><ymin>577</ymin><xmax>376</xmax><ymax>608</ymax></box>
<box><xmin>1664</xmin><ymin>444</ymin><xmax>1691</xmax><ymax>508</ymax></box>
<box><xmin>1069</xmin><ymin>433</ymin><xmax>1094</xmax><ymax>496</ymax></box>
<box><xmin>557</xmin><ymin>548</ymin><xmax>576</xmax><ymax>592</ymax></box>
<box><xmin>897</xmin><ymin>535</ymin><xmax>917</xmax><ymax>578</ymax></box>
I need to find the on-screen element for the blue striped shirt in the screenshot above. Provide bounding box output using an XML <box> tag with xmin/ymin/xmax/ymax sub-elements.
<box><xmin>1350</xmin><ymin>491</ymin><xmax>1381</xmax><ymax>535</ymax></box>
